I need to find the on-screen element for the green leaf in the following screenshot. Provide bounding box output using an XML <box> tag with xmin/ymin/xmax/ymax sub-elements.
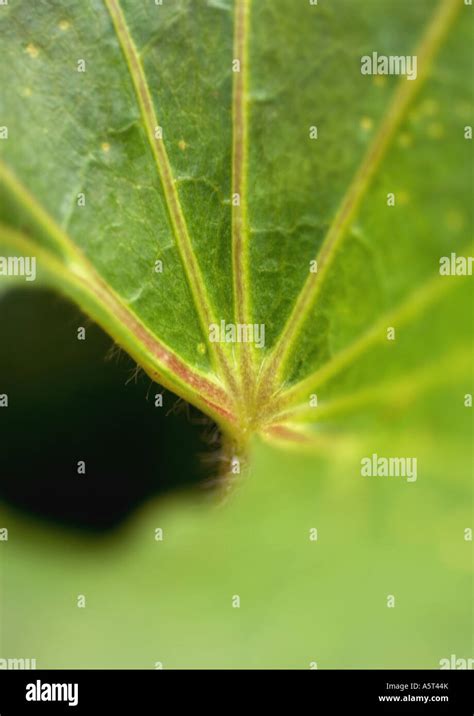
<box><xmin>0</xmin><ymin>0</ymin><xmax>472</xmax><ymax>667</ymax></box>
<box><xmin>0</xmin><ymin>0</ymin><xmax>471</xmax><ymax>448</ymax></box>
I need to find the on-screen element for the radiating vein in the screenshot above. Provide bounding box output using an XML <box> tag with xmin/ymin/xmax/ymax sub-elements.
<box><xmin>0</xmin><ymin>159</ymin><xmax>86</xmax><ymax>264</ymax></box>
<box><xmin>0</xmin><ymin>164</ymin><xmax>235</xmax><ymax>422</ymax></box>
<box><xmin>232</xmin><ymin>0</ymin><xmax>253</xmax><ymax>396</ymax></box>
<box><xmin>273</xmin><ymin>344</ymin><xmax>472</xmax><ymax>424</ymax></box>
<box><xmin>104</xmin><ymin>0</ymin><xmax>237</xmax><ymax>394</ymax></box>
<box><xmin>259</xmin><ymin>0</ymin><xmax>461</xmax><ymax>394</ymax></box>
<box><xmin>275</xmin><ymin>264</ymin><xmax>470</xmax><ymax>409</ymax></box>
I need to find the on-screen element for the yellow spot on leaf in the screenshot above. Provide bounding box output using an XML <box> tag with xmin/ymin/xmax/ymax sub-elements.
<box><xmin>26</xmin><ymin>43</ymin><xmax>39</xmax><ymax>59</ymax></box>
<box><xmin>21</xmin><ymin>87</ymin><xmax>32</xmax><ymax>97</ymax></box>
<box><xmin>59</xmin><ymin>20</ymin><xmax>70</xmax><ymax>31</ymax></box>
<box><xmin>197</xmin><ymin>343</ymin><xmax>206</xmax><ymax>355</ymax></box>
<box><xmin>178</xmin><ymin>139</ymin><xmax>187</xmax><ymax>151</ymax></box>
<box><xmin>427</xmin><ymin>122</ymin><xmax>444</xmax><ymax>139</ymax></box>
<box><xmin>101</xmin><ymin>142</ymin><xmax>111</xmax><ymax>153</ymax></box>
<box><xmin>360</xmin><ymin>117</ymin><xmax>373</xmax><ymax>132</ymax></box>
<box><xmin>398</xmin><ymin>132</ymin><xmax>412</xmax><ymax>148</ymax></box>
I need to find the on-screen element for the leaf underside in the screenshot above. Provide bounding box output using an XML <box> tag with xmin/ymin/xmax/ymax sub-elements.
<box><xmin>0</xmin><ymin>0</ymin><xmax>472</xmax><ymax>452</ymax></box>
<box><xmin>0</xmin><ymin>0</ymin><xmax>472</xmax><ymax>671</ymax></box>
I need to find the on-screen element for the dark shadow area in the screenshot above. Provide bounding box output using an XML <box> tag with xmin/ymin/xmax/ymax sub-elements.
<box><xmin>0</xmin><ymin>288</ymin><xmax>219</xmax><ymax>533</ymax></box>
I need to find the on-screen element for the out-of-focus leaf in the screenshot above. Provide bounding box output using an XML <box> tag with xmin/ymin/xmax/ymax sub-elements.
<box><xmin>2</xmin><ymin>413</ymin><xmax>471</xmax><ymax>667</ymax></box>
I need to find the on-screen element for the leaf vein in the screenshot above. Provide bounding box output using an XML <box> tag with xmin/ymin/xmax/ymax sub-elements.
<box><xmin>104</xmin><ymin>0</ymin><xmax>237</xmax><ymax>394</ymax></box>
<box><xmin>259</xmin><ymin>0</ymin><xmax>461</xmax><ymax>396</ymax></box>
